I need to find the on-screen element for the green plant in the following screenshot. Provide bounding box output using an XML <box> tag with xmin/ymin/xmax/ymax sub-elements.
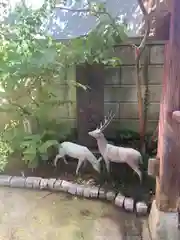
<box><xmin>0</xmin><ymin>139</ymin><xmax>13</xmax><ymax>172</ymax></box>
<box><xmin>0</xmin><ymin>0</ymin><xmax>127</xmax><ymax>169</ymax></box>
<box><xmin>20</xmin><ymin>134</ymin><xmax>59</xmax><ymax>168</ymax></box>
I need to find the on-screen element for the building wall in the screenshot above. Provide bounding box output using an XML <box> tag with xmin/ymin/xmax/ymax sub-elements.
<box><xmin>103</xmin><ymin>40</ymin><xmax>165</xmax><ymax>136</ymax></box>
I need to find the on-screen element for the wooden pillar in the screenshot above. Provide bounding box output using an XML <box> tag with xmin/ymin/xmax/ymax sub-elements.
<box><xmin>76</xmin><ymin>63</ymin><xmax>104</xmax><ymax>149</ymax></box>
<box><xmin>156</xmin><ymin>0</ymin><xmax>180</xmax><ymax>211</ymax></box>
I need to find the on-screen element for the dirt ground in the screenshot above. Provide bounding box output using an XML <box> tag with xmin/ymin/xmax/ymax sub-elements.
<box><xmin>0</xmin><ymin>187</ymin><xmax>150</xmax><ymax>240</ymax></box>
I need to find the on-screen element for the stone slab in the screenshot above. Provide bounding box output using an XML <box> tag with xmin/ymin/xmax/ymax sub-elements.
<box><xmin>0</xmin><ymin>175</ymin><xmax>12</xmax><ymax>186</ymax></box>
<box><xmin>25</xmin><ymin>177</ymin><xmax>42</xmax><ymax>188</ymax></box>
<box><xmin>149</xmin><ymin>200</ymin><xmax>180</xmax><ymax>240</ymax></box>
<box><xmin>76</xmin><ymin>185</ymin><xmax>85</xmax><ymax>196</ymax></box>
<box><xmin>53</xmin><ymin>179</ymin><xmax>63</xmax><ymax>191</ymax></box>
<box><xmin>104</xmin><ymin>102</ymin><xmax>120</xmax><ymax>119</ymax></box>
<box><xmin>89</xmin><ymin>187</ymin><xmax>99</xmax><ymax>198</ymax></box>
<box><xmin>106</xmin><ymin>191</ymin><xmax>116</xmax><ymax>201</ymax></box>
<box><xmin>136</xmin><ymin>202</ymin><xmax>148</xmax><ymax>216</ymax></box>
<box><xmin>114</xmin><ymin>193</ymin><xmax>125</xmax><ymax>208</ymax></box>
<box><xmin>10</xmin><ymin>176</ymin><xmax>26</xmax><ymax>188</ymax></box>
<box><xmin>119</xmin><ymin>102</ymin><xmax>160</xmax><ymax>120</ymax></box>
<box><xmin>98</xmin><ymin>188</ymin><xmax>106</xmax><ymax>199</ymax></box>
<box><xmin>40</xmin><ymin>178</ymin><xmax>49</xmax><ymax>190</ymax></box>
<box><xmin>83</xmin><ymin>187</ymin><xmax>91</xmax><ymax>198</ymax></box>
<box><xmin>150</xmin><ymin>45</ymin><xmax>165</xmax><ymax>64</ymax></box>
<box><xmin>68</xmin><ymin>183</ymin><xmax>77</xmax><ymax>195</ymax></box>
<box><xmin>61</xmin><ymin>180</ymin><xmax>72</xmax><ymax>192</ymax></box>
<box><xmin>104</xmin><ymin>67</ymin><xmax>121</xmax><ymax>85</ymax></box>
<box><xmin>124</xmin><ymin>197</ymin><xmax>134</xmax><ymax>212</ymax></box>
<box><xmin>47</xmin><ymin>178</ymin><xmax>57</xmax><ymax>190</ymax></box>
<box><xmin>104</xmin><ymin>85</ymin><xmax>161</xmax><ymax>103</ymax></box>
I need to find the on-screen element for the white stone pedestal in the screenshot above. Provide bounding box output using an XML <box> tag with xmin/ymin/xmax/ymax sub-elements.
<box><xmin>149</xmin><ymin>200</ymin><xmax>180</xmax><ymax>240</ymax></box>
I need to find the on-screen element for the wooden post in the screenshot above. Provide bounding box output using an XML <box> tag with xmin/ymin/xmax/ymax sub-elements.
<box><xmin>156</xmin><ymin>0</ymin><xmax>180</xmax><ymax>212</ymax></box>
<box><xmin>76</xmin><ymin>63</ymin><xmax>104</xmax><ymax>149</ymax></box>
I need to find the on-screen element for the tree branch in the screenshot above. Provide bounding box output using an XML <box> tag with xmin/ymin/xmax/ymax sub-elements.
<box><xmin>137</xmin><ymin>0</ymin><xmax>148</xmax><ymax>16</ymax></box>
<box><xmin>132</xmin><ymin>0</ymin><xmax>154</xmax><ymax>153</ymax></box>
<box><xmin>57</xmin><ymin>6</ymin><xmax>105</xmax><ymax>14</ymax></box>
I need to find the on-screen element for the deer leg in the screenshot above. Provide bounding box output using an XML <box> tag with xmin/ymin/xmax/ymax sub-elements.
<box><xmin>82</xmin><ymin>159</ymin><xmax>87</xmax><ymax>168</ymax></box>
<box><xmin>126</xmin><ymin>161</ymin><xmax>142</xmax><ymax>182</ymax></box>
<box><xmin>53</xmin><ymin>153</ymin><xmax>66</xmax><ymax>167</ymax></box>
<box><xmin>63</xmin><ymin>156</ymin><xmax>68</xmax><ymax>164</ymax></box>
<box><xmin>76</xmin><ymin>157</ymin><xmax>85</xmax><ymax>175</ymax></box>
<box><xmin>103</xmin><ymin>156</ymin><xmax>110</xmax><ymax>173</ymax></box>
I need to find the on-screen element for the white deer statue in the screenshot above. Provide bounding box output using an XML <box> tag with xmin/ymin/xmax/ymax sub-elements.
<box><xmin>88</xmin><ymin>111</ymin><xmax>142</xmax><ymax>182</ymax></box>
<box><xmin>53</xmin><ymin>141</ymin><xmax>102</xmax><ymax>175</ymax></box>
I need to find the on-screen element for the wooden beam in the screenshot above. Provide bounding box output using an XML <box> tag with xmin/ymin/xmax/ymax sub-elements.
<box><xmin>156</xmin><ymin>0</ymin><xmax>180</xmax><ymax>212</ymax></box>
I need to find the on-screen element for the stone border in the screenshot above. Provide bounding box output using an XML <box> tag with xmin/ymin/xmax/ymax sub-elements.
<box><xmin>0</xmin><ymin>175</ymin><xmax>148</xmax><ymax>216</ymax></box>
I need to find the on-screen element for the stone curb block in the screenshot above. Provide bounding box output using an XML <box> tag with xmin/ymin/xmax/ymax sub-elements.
<box><xmin>53</xmin><ymin>180</ymin><xmax>63</xmax><ymax>191</ymax></box>
<box><xmin>47</xmin><ymin>178</ymin><xmax>57</xmax><ymax>190</ymax></box>
<box><xmin>83</xmin><ymin>187</ymin><xmax>91</xmax><ymax>198</ymax></box>
<box><xmin>89</xmin><ymin>187</ymin><xmax>99</xmax><ymax>198</ymax></box>
<box><xmin>61</xmin><ymin>180</ymin><xmax>72</xmax><ymax>192</ymax></box>
<box><xmin>33</xmin><ymin>177</ymin><xmax>43</xmax><ymax>189</ymax></box>
<box><xmin>106</xmin><ymin>191</ymin><xmax>116</xmax><ymax>201</ymax></box>
<box><xmin>0</xmin><ymin>175</ymin><xmax>12</xmax><ymax>186</ymax></box>
<box><xmin>124</xmin><ymin>197</ymin><xmax>134</xmax><ymax>212</ymax></box>
<box><xmin>115</xmin><ymin>193</ymin><xmax>125</xmax><ymax>207</ymax></box>
<box><xmin>98</xmin><ymin>188</ymin><xmax>106</xmax><ymax>199</ymax></box>
<box><xmin>76</xmin><ymin>185</ymin><xmax>85</xmax><ymax>196</ymax></box>
<box><xmin>68</xmin><ymin>183</ymin><xmax>77</xmax><ymax>195</ymax></box>
<box><xmin>25</xmin><ymin>177</ymin><xmax>42</xmax><ymax>188</ymax></box>
<box><xmin>10</xmin><ymin>176</ymin><xmax>26</xmax><ymax>188</ymax></box>
<box><xmin>136</xmin><ymin>202</ymin><xmax>148</xmax><ymax>216</ymax></box>
<box><xmin>0</xmin><ymin>174</ymin><xmax>149</xmax><ymax>216</ymax></box>
<box><xmin>40</xmin><ymin>178</ymin><xmax>49</xmax><ymax>190</ymax></box>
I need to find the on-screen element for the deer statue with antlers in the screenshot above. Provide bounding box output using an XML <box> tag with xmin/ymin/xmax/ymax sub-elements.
<box><xmin>88</xmin><ymin>111</ymin><xmax>143</xmax><ymax>182</ymax></box>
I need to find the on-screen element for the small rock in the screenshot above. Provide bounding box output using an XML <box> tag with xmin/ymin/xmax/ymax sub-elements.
<box><xmin>136</xmin><ymin>202</ymin><xmax>148</xmax><ymax>216</ymax></box>
<box><xmin>106</xmin><ymin>191</ymin><xmax>116</xmax><ymax>201</ymax></box>
<box><xmin>114</xmin><ymin>193</ymin><xmax>125</xmax><ymax>207</ymax></box>
<box><xmin>40</xmin><ymin>178</ymin><xmax>49</xmax><ymax>190</ymax></box>
<box><xmin>10</xmin><ymin>176</ymin><xmax>26</xmax><ymax>188</ymax></box>
<box><xmin>68</xmin><ymin>184</ymin><xmax>77</xmax><ymax>195</ymax></box>
<box><xmin>124</xmin><ymin>197</ymin><xmax>134</xmax><ymax>212</ymax></box>
<box><xmin>98</xmin><ymin>188</ymin><xmax>106</xmax><ymax>199</ymax></box>
<box><xmin>53</xmin><ymin>180</ymin><xmax>63</xmax><ymax>191</ymax></box>
<box><xmin>0</xmin><ymin>175</ymin><xmax>12</xmax><ymax>186</ymax></box>
<box><xmin>90</xmin><ymin>187</ymin><xmax>99</xmax><ymax>198</ymax></box>
<box><xmin>61</xmin><ymin>180</ymin><xmax>72</xmax><ymax>192</ymax></box>
<box><xmin>83</xmin><ymin>187</ymin><xmax>91</xmax><ymax>198</ymax></box>
<box><xmin>47</xmin><ymin>178</ymin><xmax>56</xmax><ymax>190</ymax></box>
<box><xmin>76</xmin><ymin>185</ymin><xmax>84</xmax><ymax>196</ymax></box>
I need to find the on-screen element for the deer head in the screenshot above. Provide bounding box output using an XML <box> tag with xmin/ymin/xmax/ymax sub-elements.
<box><xmin>88</xmin><ymin>111</ymin><xmax>115</xmax><ymax>139</ymax></box>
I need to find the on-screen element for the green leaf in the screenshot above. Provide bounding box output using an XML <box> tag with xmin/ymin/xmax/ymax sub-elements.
<box><xmin>39</xmin><ymin>139</ymin><xmax>59</xmax><ymax>154</ymax></box>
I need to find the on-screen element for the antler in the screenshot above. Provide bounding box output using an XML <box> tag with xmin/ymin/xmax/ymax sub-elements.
<box><xmin>98</xmin><ymin>111</ymin><xmax>115</xmax><ymax>132</ymax></box>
